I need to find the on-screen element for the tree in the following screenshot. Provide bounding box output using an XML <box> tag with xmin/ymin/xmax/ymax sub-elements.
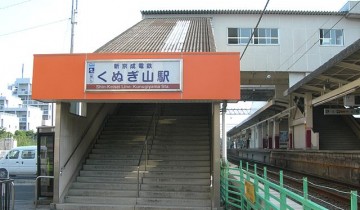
<box><xmin>0</xmin><ymin>127</ymin><xmax>13</xmax><ymax>140</ymax></box>
<box><xmin>14</xmin><ymin>130</ymin><xmax>36</xmax><ymax>146</ymax></box>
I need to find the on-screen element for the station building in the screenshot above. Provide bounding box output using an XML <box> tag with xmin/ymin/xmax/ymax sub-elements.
<box><xmin>32</xmin><ymin>1</ymin><xmax>360</xmax><ymax>209</ymax></box>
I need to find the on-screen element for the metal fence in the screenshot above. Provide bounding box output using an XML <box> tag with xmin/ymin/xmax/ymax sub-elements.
<box><xmin>0</xmin><ymin>179</ymin><xmax>14</xmax><ymax>210</ymax></box>
<box><xmin>220</xmin><ymin>160</ymin><xmax>358</xmax><ymax>210</ymax></box>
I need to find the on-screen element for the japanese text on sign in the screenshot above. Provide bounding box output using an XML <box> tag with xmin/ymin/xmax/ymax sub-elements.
<box><xmin>85</xmin><ymin>59</ymin><xmax>182</xmax><ymax>91</ymax></box>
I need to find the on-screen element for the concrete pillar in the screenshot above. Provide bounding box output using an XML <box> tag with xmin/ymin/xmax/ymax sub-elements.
<box><xmin>304</xmin><ymin>93</ymin><xmax>313</xmax><ymax>149</ymax></box>
<box><xmin>53</xmin><ymin>102</ymin><xmax>65</xmax><ymax>203</ymax></box>
<box><xmin>288</xmin><ymin>126</ymin><xmax>293</xmax><ymax>149</ymax></box>
<box><xmin>268</xmin><ymin>120</ymin><xmax>272</xmax><ymax>149</ymax></box>
<box><xmin>212</xmin><ymin>103</ymin><xmax>220</xmax><ymax>209</ymax></box>
<box><xmin>261</xmin><ymin>123</ymin><xmax>265</xmax><ymax>148</ymax></box>
<box><xmin>221</xmin><ymin>102</ymin><xmax>227</xmax><ymax>161</ymax></box>
<box><xmin>274</xmin><ymin>84</ymin><xmax>289</xmax><ymax>100</ymax></box>
<box><xmin>273</xmin><ymin>119</ymin><xmax>280</xmax><ymax>149</ymax></box>
<box><xmin>252</xmin><ymin>127</ymin><xmax>256</xmax><ymax>148</ymax></box>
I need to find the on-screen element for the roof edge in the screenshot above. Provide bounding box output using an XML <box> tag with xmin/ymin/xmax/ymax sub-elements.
<box><xmin>141</xmin><ymin>9</ymin><xmax>346</xmax><ymax>16</ymax></box>
<box><xmin>284</xmin><ymin>38</ymin><xmax>360</xmax><ymax>96</ymax></box>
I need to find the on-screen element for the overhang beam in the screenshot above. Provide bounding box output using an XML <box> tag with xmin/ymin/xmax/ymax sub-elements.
<box><xmin>336</xmin><ymin>61</ymin><xmax>360</xmax><ymax>71</ymax></box>
<box><xmin>317</xmin><ymin>75</ymin><xmax>349</xmax><ymax>85</ymax></box>
<box><xmin>302</xmin><ymin>85</ymin><xmax>326</xmax><ymax>93</ymax></box>
<box><xmin>312</xmin><ymin>78</ymin><xmax>360</xmax><ymax>106</ymax></box>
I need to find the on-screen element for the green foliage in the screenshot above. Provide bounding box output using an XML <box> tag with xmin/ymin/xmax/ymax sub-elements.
<box><xmin>14</xmin><ymin>130</ymin><xmax>36</xmax><ymax>146</ymax></box>
<box><xmin>0</xmin><ymin>127</ymin><xmax>13</xmax><ymax>139</ymax></box>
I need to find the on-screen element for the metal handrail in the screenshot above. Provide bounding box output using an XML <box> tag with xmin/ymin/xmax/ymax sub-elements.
<box><xmin>34</xmin><ymin>176</ymin><xmax>54</xmax><ymax>207</ymax></box>
<box><xmin>137</xmin><ymin>105</ymin><xmax>159</xmax><ymax>197</ymax></box>
<box><xmin>0</xmin><ymin>179</ymin><xmax>14</xmax><ymax>210</ymax></box>
<box><xmin>149</xmin><ymin>104</ymin><xmax>160</xmax><ymax>158</ymax></box>
<box><xmin>61</xmin><ymin>104</ymin><xmax>106</xmax><ymax>172</ymax></box>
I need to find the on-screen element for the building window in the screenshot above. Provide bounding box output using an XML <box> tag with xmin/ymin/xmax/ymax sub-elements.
<box><xmin>228</xmin><ymin>28</ymin><xmax>279</xmax><ymax>45</ymax></box>
<box><xmin>320</xmin><ymin>29</ymin><xmax>343</xmax><ymax>46</ymax></box>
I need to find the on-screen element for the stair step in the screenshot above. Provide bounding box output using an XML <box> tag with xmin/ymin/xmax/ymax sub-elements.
<box><xmin>155</xmin><ymin>132</ymin><xmax>209</xmax><ymax>136</ymax></box>
<box><xmin>91</xmin><ymin>148</ymin><xmax>142</xmax><ymax>154</ymax></box>
<box><xmin>136</xmin><ymin>197</ymin><xmax>211</xmax><ymax>207</ymax></box>
<box><xmin>65</xmin><ymin>196</ymin><xmax>136</xmax><ymax>205</ymax></box>
<box><xmin>147</xmin><ymin>160</ymin><xmax>210</xmax><ymax>166</ymax></box>
<box><xmin>83</xmin><ymin>165</ymin><xmax>142</xmax><ymax>171</ymax></box>
<box><xmin>77</xmin><ymin>176</ymin><xmax>138</xmax><ymax>183</ymax></box>
<box><xmin>89</xmin><ymin>154</ymin><xmax>140</xmax><ymax>159</ymax></box>
<box><xmin>150</xmin><ymin>145</ymin><xmax>210</xmax><ymax>150</ymax></box>
<box><xmin>96</xmin><ymin>140</ymin><xmax>145</xmax><ymax>144</ymax></box>
<box><xmin>139</xmin><ymin>191</ymin><xmax>210</xmax><ymax>199</ymax></box>
<box><xmin>86</xmin><ymin>159</ymin><xmax>138</xmax><ymax>165</ymax></box>
<box><xmin>155</xmin><ymin>136</ymin><xmax>209</xmax><ymax>140</ymax></box>
<box><xmin>68</xmin><ymin>189</ymin><xmax>137</xmax><ymax>197</ymax></box>
<box><xmin>80</xmin><ymin>170</ymin><xmax>140</xmax><ymax>177</ymax></box>
<box><xmin>149</xmin><ymin>150</ymin><xmax>209</xmax><ymax>156</ymax></box>
<box><xmin>148</xmin><ymin>155</ymin><xmax>209</xmax><ymax>161</ymax></box>
<box><xmin>72</xmin><ymin>182</ymin><xmax>137</xmax><ymax>190</ymax></box>
<box><xmin>142</xmin><ymin>177</ymin><xmax>209</xmax><ymax>185</ymax></box>
<box><xmin>150</xmin><ymin>140</ymin><xmax>209</xmax><ymax>145</ymax></box>
<box><xmin>55</xmin><ymin>203</ymin><xmax>135</xmax><ymax>210</ymax></box>
<box><xmin>143</xmin><ymin>172</ymin><xmax>209</xmax><ymax>179</ymax></box>
<box><xmin>135</xmin><ymin>205</ymin><xmax>211</xmax><ymax>210</ymax></box>
<box><xmin>98</xmin><ymin>135</ymin><xmax>147</xmax><ymax>139</ymax></box>
<box><xmin>94</xmin><ymin>144</ymin><xmax>144</xmax><ymax>149</ymax></box>
<box><xmin>140</xmin><ymin>183</ymin><xmax>210</xmax><ymax>192</ymax></box>
<box><xmin>147</xmin><ymin>166</ymin><xmax>210</xmax><ymax>173</ymax></box>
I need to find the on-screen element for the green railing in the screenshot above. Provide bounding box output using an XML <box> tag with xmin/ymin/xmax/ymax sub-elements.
<box><xmin>220</xmin><ymin>160</ymin><xmax>358</xmax><ymax>210</ymax></box>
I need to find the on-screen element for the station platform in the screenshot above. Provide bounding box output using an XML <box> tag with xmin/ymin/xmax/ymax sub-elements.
<box><xmin>228</xmin><ymin>148</ymin><xmax>360</xmax><ymax>186</ymax></box>
<box><xmin>227</xmin><ymin>163</ymin><xmax>303</xmax><ymax>209</ymax></box>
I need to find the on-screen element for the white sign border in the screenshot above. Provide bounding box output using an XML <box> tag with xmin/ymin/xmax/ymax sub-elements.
<box><xmin>84</xmin><ymin>59</ymin><xmax>183</xmax><ymax>92</ymax></box>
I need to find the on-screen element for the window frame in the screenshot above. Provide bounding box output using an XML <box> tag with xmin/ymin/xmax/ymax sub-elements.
<box><xmin>319</xmin><ymin>29</ymin><xmax>344</xmax><ymax>46</ymax></box>
<box><xmin>227</xmin><ymin>27</ymin><xmax>279</xmax><ymax>45</ymax></box>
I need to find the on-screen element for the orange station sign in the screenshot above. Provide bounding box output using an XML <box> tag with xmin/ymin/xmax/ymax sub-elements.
<box><xmin>32</xmin><ymin>52</ymin><xmax>240</xmax><ymax>102</ymax></box>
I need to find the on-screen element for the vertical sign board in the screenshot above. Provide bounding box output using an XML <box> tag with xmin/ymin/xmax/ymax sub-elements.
<box><xmin>245</xmin><ymin>180</ymin><xmax>256</xmax><ymax>204</ymax></box>
<box><xmin>85</xmin><ymin>59</ymin><xmax>182</xmax><ymax>91</ymax></box>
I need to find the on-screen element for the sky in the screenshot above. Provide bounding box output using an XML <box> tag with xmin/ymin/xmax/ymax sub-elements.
<box><xmin>0</xmin><ymin>0</ymin><xmax>350</xmax><ymax>132</ymax></box>
<box><xmin>0</xmin><ymin>0</ymin><xmax>349</xmax><ymax>91</ymax></box>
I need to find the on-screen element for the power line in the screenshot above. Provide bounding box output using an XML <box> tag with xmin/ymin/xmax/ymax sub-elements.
<box><xmin>0</xmin><ymin>18</ymin><xmax>69</xmax><ymax>37</ymax></box>
<box><xmin>284</xmin><ymin>1</ymin><xmax>360</xmax><ymax>71</ymax></box>
<box><xmin>240</xmin><ymin>0</ymin><xmax>270</xmax><ymax>60</ymax></box>
<box><xmin>0</xmin><ymin>0</ymin><xmax>32</xmax><ymax>10</ymax></box>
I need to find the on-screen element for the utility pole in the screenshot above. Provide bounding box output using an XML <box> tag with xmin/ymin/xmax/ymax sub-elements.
<box><xmin>70</xmin><ymin>0</ymin><xmax>78</xmax><ymax>53</ymax></box>
<box><xmin>69</xmin><ymin>0</ymin><xmax>83</xmax><ymax>116</ymax></box>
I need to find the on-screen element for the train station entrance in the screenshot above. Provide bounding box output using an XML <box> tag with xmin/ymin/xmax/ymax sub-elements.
<box><xmin>32</xmin><ymin>52</ymin><xmax>240</xmax><ymax>209</ymax></box>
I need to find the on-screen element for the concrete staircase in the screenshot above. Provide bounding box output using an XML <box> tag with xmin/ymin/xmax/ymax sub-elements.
<box><xmin>55</xmin><ymin>104</ymin><xmax>212</xmax><ymax>210</ymax></box>
<box><xmin>313</xmin><ymin>106</ymin><xmax>360</xmax><ymax>150</ymax></box>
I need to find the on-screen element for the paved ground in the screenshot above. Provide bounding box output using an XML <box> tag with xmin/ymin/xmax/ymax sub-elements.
<box><xmin>13</xmin><ymin>178</ymin><xmax>51</xmax><ymax>210</ymax></box>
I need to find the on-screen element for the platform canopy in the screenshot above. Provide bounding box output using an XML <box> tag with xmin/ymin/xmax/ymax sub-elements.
<box><xmin>227</xmin><ymin>99</ymin><xmax>288</xmax><ymax>136</ymax></box>
<box><xmin>284</xmin><ymin>39</ymin><xmax>360</xmax><ymax>107</ymax></box>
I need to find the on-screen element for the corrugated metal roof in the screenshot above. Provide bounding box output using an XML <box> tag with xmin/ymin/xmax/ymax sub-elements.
<box><xmin>141</xmin><ymin>9</ymin><xmax>346</xmax><ymax>16</ymax></box>
<box><xmin>284</xmin><ymin>39</ymin><xmax>360</xmax><ymax>97</ymax></box>
<box><xmin>95</xmin><ymin>18</ymin><xmax>215</xmax><ymax>53</ymax></box>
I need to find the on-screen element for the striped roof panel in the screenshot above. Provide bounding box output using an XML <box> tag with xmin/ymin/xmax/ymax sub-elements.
<box><xmin>95</xmin><ymin>18</ymin><xmax>216</xmax><ymax>53</ymax></box>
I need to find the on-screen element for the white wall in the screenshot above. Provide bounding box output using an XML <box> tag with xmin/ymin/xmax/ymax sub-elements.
<box><xmin>294</xmin><ymin>124</ymin><xmax>306</xmax><ymax>149</ymax></box>
<box><xmin>27</xmin><ymin>106</ymin><xmax>43</xmax><ymax>131</ymax></box>
<box><xmin>0</xmin><ymin>113</ymin><xmax>19</xmax><ymax>133</ymax></box>
<box><xmin>54</xmin><ymin>103</ymin><xmax>118</xmax><ymax>203</ymax></box>
<box><xmin>212</xmin><ymin>14</ymin><xmax>360</xmax><ymax>73</ymax></box>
